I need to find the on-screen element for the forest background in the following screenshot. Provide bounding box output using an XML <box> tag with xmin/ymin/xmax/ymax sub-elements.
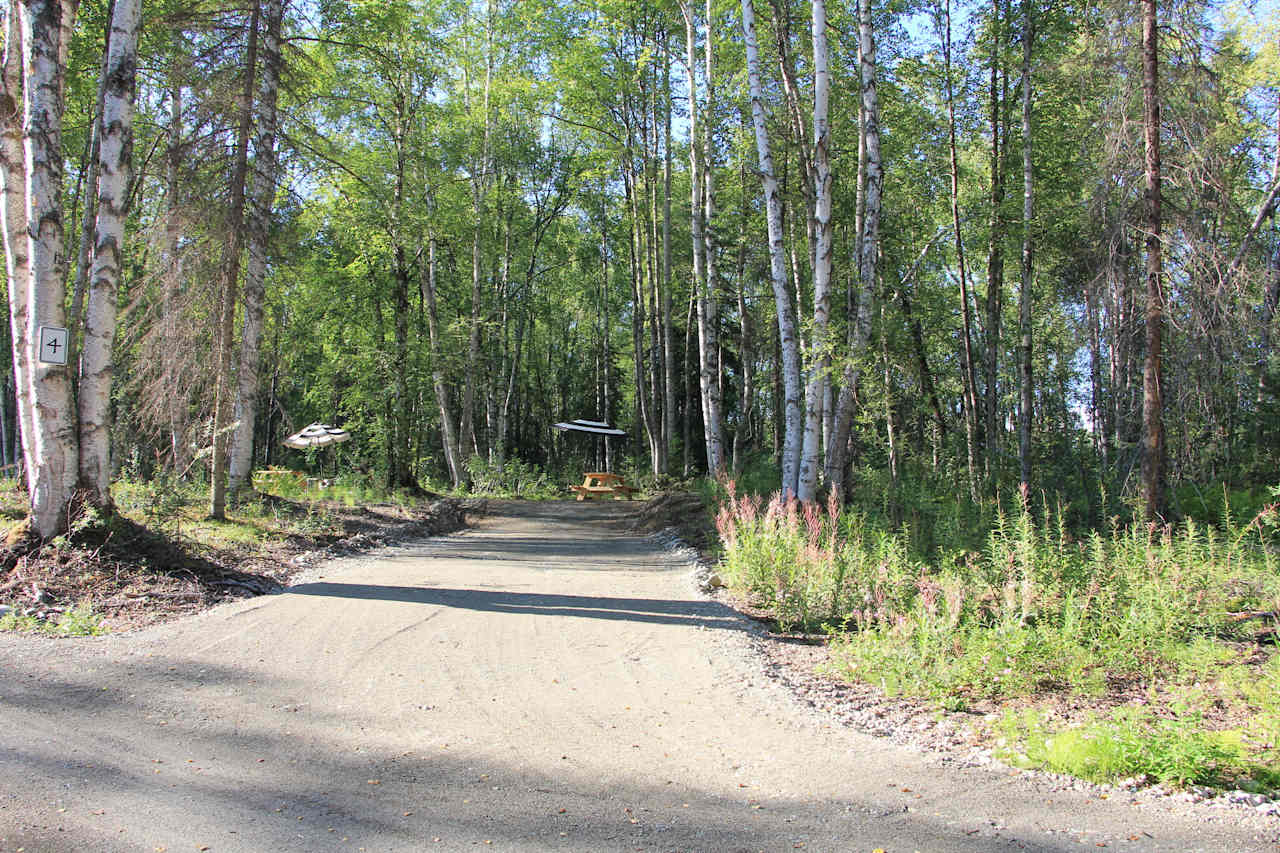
<box><xmin>4</xmin><ymin>0</ymin><xmax>1280</xmax><ymax>531</ymax></box>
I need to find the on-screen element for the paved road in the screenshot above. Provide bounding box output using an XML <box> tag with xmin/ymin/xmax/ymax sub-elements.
<box><xmin>1</xmin><ymin>501</ymin><xmax>1275</xmax><ymax>852</ymax></box>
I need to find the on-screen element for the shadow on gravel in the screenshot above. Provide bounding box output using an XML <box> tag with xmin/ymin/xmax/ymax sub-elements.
<box><xmin>0</xmin><ymin>653</ymin><xmax>1079</xmax><ymax>853</ymax></box>
<box><xmin>285</xmin><ymin>582</ymin><xmax>748</xmax><ymax>631</ymax></box>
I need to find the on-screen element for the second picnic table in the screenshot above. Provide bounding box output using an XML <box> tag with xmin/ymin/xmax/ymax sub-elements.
<box><xmin>569</xmin><ymin>472</ymin><xmax>639</xmax><ymax>501</ymax></box>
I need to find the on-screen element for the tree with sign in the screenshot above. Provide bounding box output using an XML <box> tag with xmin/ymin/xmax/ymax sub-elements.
<box><xmin>0</xmin><ymin>0</ymin><xmax>140</xmax><ymax>536</ymax></box>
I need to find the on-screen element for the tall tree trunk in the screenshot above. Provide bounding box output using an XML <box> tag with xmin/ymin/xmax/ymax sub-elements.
<box><xmin>162</xmin><ymin>75</ymin><xmax>188</xmax><ymax>473</ymax></box>
<box><xmin>880</xmin><ymin>302</ymin><xmax>897</xmax><ymax>490</ymax></box>
<box><xmin>894</xmin><ymin>230</ymin><xmax>948</xmax><ymax>448</ymax></box>
<box><xmin>1086</xmin><ymin>272</ymin><xmax>1107</xmax><ymax>466</ymax></box>
<box><xmin>1256</xmin><ymin>93</ymin><xmax>1280</xmax><ymax>411</ymax></box>
<box><xmin>797</xmin><ymin>0</ymin><xmax>834</xmax><ymax>501</ymax></box>
<box><xmin>661</xmin><ymin>31</ymin><xmax>676</xmax><ymax>476</ymax></box>
<box><xmin>644</xmin><ymin>73</ymin><xmax>665</xmax><ymax>474</ymax></box>
<box><xmin>682</xmin><ymin>286</ymin><xmax>695</xmax><ymax>475</ymax></box>
<box><xmin>701</xmin><ymin>0</ymin><xmax>726</xmax><ymax>474</ymax></box>
<box><xmin>741</xmin><ymin>0</ymin><xmax>802</xmax><ymax>497</ymax></box>
<box><xmin>209</xmin><ymin>0</ymin><xmax>261</xmax><ymax>520</ymax></box>
<box><xmin>825</xmin><ymin>0</ymin><xmax>879</xmax><ymax>497</ymax></box>
<box><xmin>68</xmin><ymin>5</ymin><xmax>110</xmax><ymax>372</ymax></box>
<box><xmin>1017</xmin><ymin>0</ymin><xmax>1033</xmax><ymax>494</ymax></box>
<box><xmin>941</xmin><ymin>0</ymin><xmax>979</xmax><ymax>500</ymax></box>
<box><xmin>228</xmin><ymin>0</ymin><xmax>285</xmax><ymax>503</ymax></box>
<box><xmin>460</xmin><ymin>0</ymin><xmax>494</xmax><ymax>465</ymax></box>
<box><xmin>20</xmin><ymin>0</ymin><xmax>79</xmax><ymax>537</ymax></box>
<box><xmin>420</xmin><ymin>236</ymin><xmax>465</xmax><ymax>488</ymax></box>
<box><xmin>624</xmin><ymin>156</ymin><xmax>660</xmax><ymax>473</ymax></box>
<box><xmin>680</xmin><ymin>0</ymin><xmax>723</xmax><ymax>475</ymax></box>
<box><xmin>77</xmin><ymin>0</ymin><xmax>140</xmax><ymax>507</ymax></box>
<box><xmin>984</xmin><ymin>0</ymin><xmax>1005</xmax><ymax>482</ymax></box>
<box><xmin>1140</xmin><ymin>0</ymin><xmax>1165</xmax><ymax>519</ymax></box>
<box><xmin>0</xmin><ymin>4</ymin><xmax>34</xmax><ymax>487</ymax></box>
<box><xmin>1260</xmin><ymin>242</ymin><xmax>1280</xmax><ymax>408</ymax></box>
<box><xmin>733</xmin><ymin>137</ymin><xmax>754</xmax><ymax>472</ymax></box>
<box><xmin>390</xmin><ymin>245</ymin><xmax>415</xmax><ymax>489</ymax></box>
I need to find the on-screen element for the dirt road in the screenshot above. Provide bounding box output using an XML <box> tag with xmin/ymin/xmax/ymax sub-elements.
<box><xmin>1</xmin><ymin>501</ymin><xmax>1275</xmax><ymax>852</ymax></box>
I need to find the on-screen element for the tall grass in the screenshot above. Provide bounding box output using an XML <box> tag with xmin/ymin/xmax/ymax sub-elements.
<box><xmin>715</xmin><ymin>482</ymin><xmax>1279</xmax><ymax>702</ymax></box>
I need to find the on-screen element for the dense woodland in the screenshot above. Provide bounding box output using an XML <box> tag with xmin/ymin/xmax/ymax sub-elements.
<box><xmin>2</xmin><ymin>0</ymin><xmax>1279</xmax><ymax>537</ymax></box>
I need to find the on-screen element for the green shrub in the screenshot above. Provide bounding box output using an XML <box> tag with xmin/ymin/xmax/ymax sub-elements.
<box><xmin>716</xmin><ymin>482</ymin><xmax>1279</xmax><ymax>698</ymax></box>
<box><xmin>465</xmin><ymin>454</ymin><xmax>556</xmax><ymax>499</ymax></box>
<box><xmin>1</xmin><ymin>601</ymin><xmax>107</xmax><ymax>637</ymax></box>
<box><xmin>998</xmin><ymin>706</ymin><xmax>1267</xmax><ymax>789</ymax></box>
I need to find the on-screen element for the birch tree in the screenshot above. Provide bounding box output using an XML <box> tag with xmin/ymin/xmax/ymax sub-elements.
<box><xmin>796</xmin><ymin>0</ymin><xmax>833</xmax><ymax>502</ymax></box>
<box><xmin>77</xmin><ymin>0</ymin><xmax>140</xmax><ymax>506</ymax></box>
<box><xmin>18</xmin><ymin>0</ymin><xmax>79</xmax><ymax>537</ymax></box>
<box><xmin>1016</xmin><ymin>0</ymin><xmax>1033</xmax><ymax>493</ymax></box>
<box><xmin>741</xmin><ymin>0</ymin><xmax>801</xmax><ymax>498</ymax></box>
<box><xmin>984</xmin><ymin>0</ymin><xmax>1005</xmax><ymax>479</ymax></box>
<box><xmin>420</xmin><ymin>231</ymin><xmax>465</xmax><ymax>488</ymax></box>
<box><xmin>824</xmin><ymin>0</ymin><xmax>880</xmax><ymax>496</ymax></box>
<box><xmin>938</xmin><ymin>0</ymin><xmax>979</xmax><ymax>499</ymax></box>
<box><xmin>680</xmin><ymin>0</ymin><xmax>724</xmax><ymax>475</ymax></box>
<box><xmin>1</xmin><ymin>4</ymin><xmax>34</xmax><ymax>487</ymax></box>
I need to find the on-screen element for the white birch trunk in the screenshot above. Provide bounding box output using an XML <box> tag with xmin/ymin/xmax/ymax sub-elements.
<box><xmin>679</xmin><ymin>0</ymin><xmax>721</xmax><ymax>474</ymax></box>
<box><xmin>21</xmin><ymin>0</ymin><xmax>77</xmax><ymax>537</ymax></box>
<box><xmin>0</xmin><ymin>3</ymin><xmax>34</xmax><ymax>489</ymax></box>
<box><xmin>459</xmin><ymin>0</ymin><xmax>495</xmax><ymax>465</ymax></box>
<box><xmin>421</xmin><ymin>236</ymin><xmax>465</xmax><ymax>488</ymax></box>
<box><xmin>77</xmin><ymin>0</ymin><xmax>139</xmax><ymax>506</ymax></box>
<box><xmin>228</xmin><ymin>0</ymin><xmax>285</xmax><ymax>502</ymax></box>
<box><xmin>741</xmin><ymin>0</ymin><xmax>802</xmax><ymax>498</ymax></box>
<box><xmin>699</xmin><ymin>0</ymin><xmax>725</xmax><ymax>474</ymax></box>
<box><xmin>826</xmin><ymin>0</ymin><xmax>881</xmax><ymax>495</ymax></box>
<box><xmin>796</xmin><ymin>0</ymin><xmax>833</xmax><ymax>501</ymax></box>
<box><xmin>68</xmin><ymin>43</ymin><xmax>107</xmax><ymax>371</ymax></box>
<box><xmin>662</xmin><ymin>34</ymin><xmax>676</xmax><ymax>475</ymax></box>
<box><xmin>1017</xmin><ymin>0</ymin><xmax>1034</xmax><ymax>492</ymax></box>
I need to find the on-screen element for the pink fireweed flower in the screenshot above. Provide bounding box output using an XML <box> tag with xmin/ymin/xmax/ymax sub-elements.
<box><xmin>764</xmin><ymin>491</ymin><xmax>784</xmax><ymax>528</ymax></box>
<box><xmin>715</xmin><ymin>504</ymin><xmax>737</xmax><ymax>546</ymax></box>
<box><xmin>785</xmin><ymin>496</ymin><xmax>800</xmax><ymax>534</ymax></box>
<box><xmin>803</xmin><ymin>501</ymin><xmax>822</xmax><ymax>546</ymax></box>
<box><xmin>916</xmin><ymin>575</ymin><xmax>941</xmax><ymax>619</ymax></box>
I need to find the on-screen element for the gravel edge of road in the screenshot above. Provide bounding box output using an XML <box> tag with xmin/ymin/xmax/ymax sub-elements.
<box><xmin>644</xmin><ymin>525</ymin><xmax>1280</xmax><ymax>841</ymax></box>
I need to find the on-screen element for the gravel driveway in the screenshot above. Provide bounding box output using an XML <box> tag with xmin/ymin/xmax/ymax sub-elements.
<box><xmin>0</xmin><ymin>500</ymin><xmax>1274</xmax><ymax>852</ymax></box>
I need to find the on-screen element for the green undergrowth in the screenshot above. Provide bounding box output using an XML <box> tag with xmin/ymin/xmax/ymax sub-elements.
<box><xmin>113</xmin><ymin>475</ymin><xmax>344</xmax><ymax>547</ymax></box>
<box><xmin>995</xmin><ymin>705</ymin><xmax>1276</xmax><ymax>789</ymax></box>
<box><xmin>0</xmin><ymin>600</ymin><xmax>107</xmax><ymax>636</ymax></box>
<box><xmin>713</xmin><ymin>477</ymin><xmax>1280</xmax><ymax>790</ymax></box>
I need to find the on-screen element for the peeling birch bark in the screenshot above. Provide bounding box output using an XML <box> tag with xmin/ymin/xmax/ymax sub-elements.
<box><xmin>77</xmin><ymin>0</ymin><xmax>140</xmax><ymax>506</ymax></box>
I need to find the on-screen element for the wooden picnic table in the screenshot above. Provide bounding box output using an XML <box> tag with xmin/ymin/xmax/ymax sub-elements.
<box><xmin>569</xmin><ymin>471</ymin><xmax>639</xmax><ymax>501</ymax></box>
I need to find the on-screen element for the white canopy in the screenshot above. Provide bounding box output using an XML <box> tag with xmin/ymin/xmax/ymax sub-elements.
<box><xmin>283</xmin><ymin>423</ymin><xmax>352</xmax><ymax>449</ymax></box>
<box><xmin>552</xmin><ymin>419</ymin><xmax>626</xmax><ymax>437</ymax></box>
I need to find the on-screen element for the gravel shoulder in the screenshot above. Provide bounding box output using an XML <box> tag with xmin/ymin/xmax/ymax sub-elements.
<box><xmin>1</xmin><ymin>499</ymin><xmax>1275</xmax><ymax>852</ymax></box>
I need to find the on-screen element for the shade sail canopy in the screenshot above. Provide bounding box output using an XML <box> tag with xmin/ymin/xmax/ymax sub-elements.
<box><xmin>552</xmin><ymin>419</ymin><xmax>626</xmax><ymax>437</ymax></box>
<box><xmin>283</xmin><ymin>423</ymin><xmax>352</xmax><ymax>449</ymax></box>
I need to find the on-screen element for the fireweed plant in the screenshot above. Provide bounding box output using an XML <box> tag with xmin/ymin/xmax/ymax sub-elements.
<box><xmin>713</xmin><ymin>480</ymin><xmax>1280</xmax><ymax>787</ymax></box>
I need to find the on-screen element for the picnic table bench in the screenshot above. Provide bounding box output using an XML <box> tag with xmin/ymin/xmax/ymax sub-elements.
<box><xmin>569</xmin><ymin>472</ymin><xmax>639</xmax><ymax>501</ymax></box>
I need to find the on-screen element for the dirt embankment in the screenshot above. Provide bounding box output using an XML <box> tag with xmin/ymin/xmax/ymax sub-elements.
<box><xmin>0</xmin><ymin>497</ymin><xmax>476</xmax><ymax>631</ymax></box>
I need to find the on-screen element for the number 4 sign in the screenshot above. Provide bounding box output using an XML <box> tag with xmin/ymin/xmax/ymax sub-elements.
<box><xmin>38</xmin><ymin>326</ymin><xmax>69</xmax><ymax>365</ymax></box>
